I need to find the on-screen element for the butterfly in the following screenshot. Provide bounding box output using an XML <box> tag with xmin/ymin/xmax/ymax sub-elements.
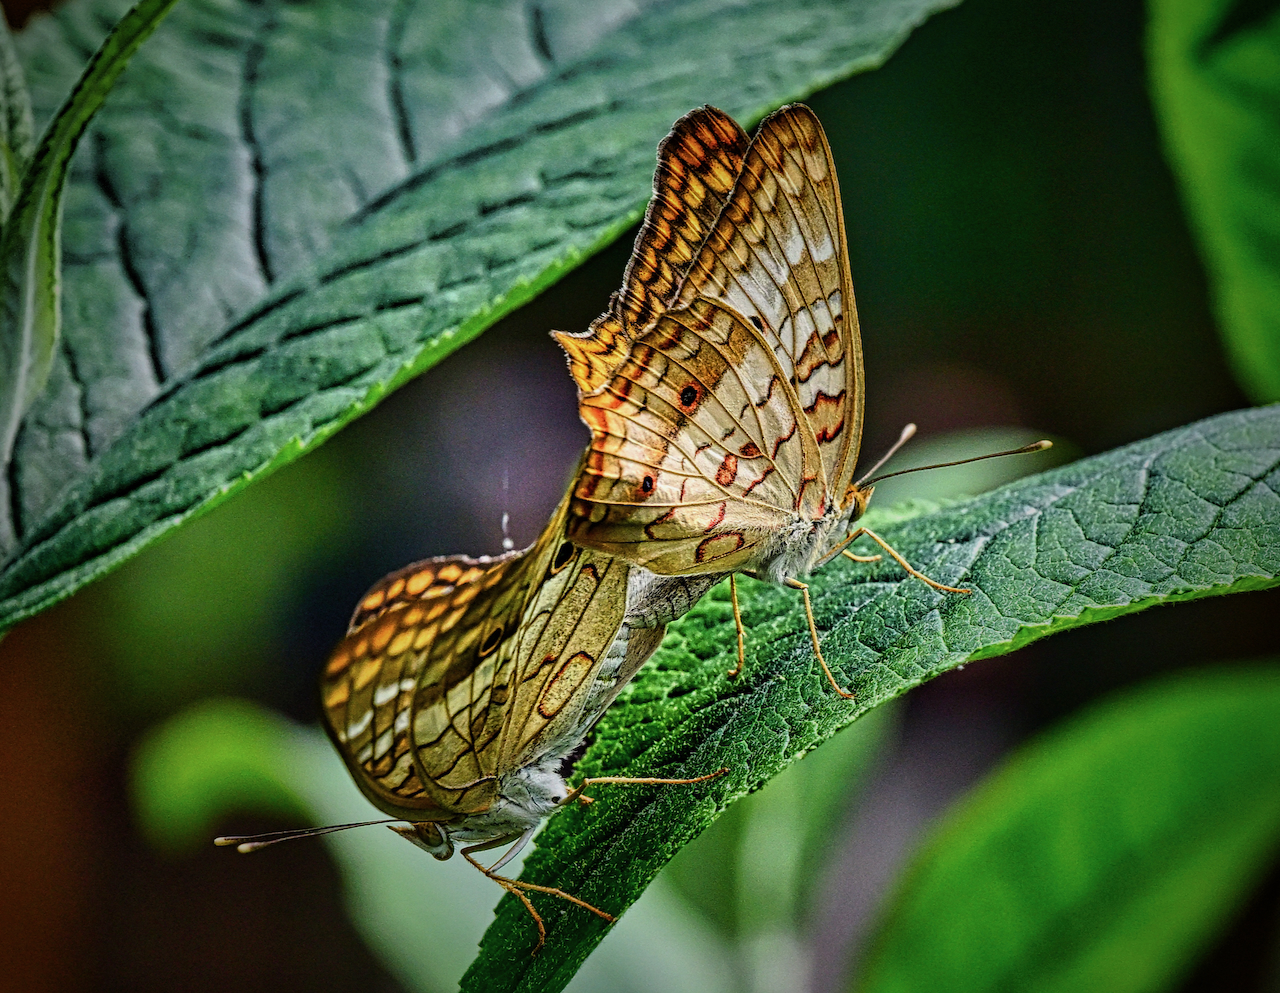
<box><xmin>220</xmin><ymin>490</ymin><xmax>722</xmax><ymax>952</ymax></box>
<box><xmin>555</xmin><ymin>104</ymin><xmax>1046</xmax><ymax>696</ymax></box>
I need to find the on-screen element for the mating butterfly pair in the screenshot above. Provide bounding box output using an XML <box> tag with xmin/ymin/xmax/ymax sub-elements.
<box><xmin>220</xmin><ymin>104</ymin><xmax>1044</xmax><ymax>951</ymax></box>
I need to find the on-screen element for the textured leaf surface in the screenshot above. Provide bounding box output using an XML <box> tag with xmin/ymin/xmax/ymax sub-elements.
<box><xmin>0</xmin><ymin>0</ymin><xmax>956</xmax><ymax>631</ymax></box>
<box><xmin>0</xmin><ymin>19</ymin><xmax>34</xmax><ymax>216</ymax></box>
<box><xmin>856</xmin><ymin>665</ymin><xmax>1280</xmax><ymax>993</ymax></box>
<box><xmin>1149</xmin><ymin>0</ymin><xmax>1280</xmax><ymax>402</ymax></box>
<box><xmin>0</xmin><ymin>0</ymin><xmax>180</xmax><ymax>551</ymax></box>
<box><xmin>463</xmin><ymin>404</ymin><xmax>1280</xmax><ymax>992</ymax></box>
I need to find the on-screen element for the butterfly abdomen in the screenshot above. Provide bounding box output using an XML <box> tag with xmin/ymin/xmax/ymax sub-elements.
<box><xmin>625</xmin><ymin>570</ymin><xmax>722</xmax><ymax>628</ymax></box>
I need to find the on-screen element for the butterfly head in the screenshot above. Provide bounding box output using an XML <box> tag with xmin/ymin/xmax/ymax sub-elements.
<box><xmin>388</xmin><ymin>820</ymin><xmax>455</xmax><ymax>861</ymax></box>
<box><xmin>842</xmin><ymin>482</ymin><xmax>874</xmax><ymax>524</ymax></box>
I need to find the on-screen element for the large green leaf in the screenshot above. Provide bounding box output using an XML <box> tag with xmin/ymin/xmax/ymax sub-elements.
<box><xmin>0</xmin><ymin>0</ymin><xmax>957</xmax><ymax>631</ymax></box>
<box><xmin>463</xmin><ymin>404</ymin><xmax>1280</xmax><ymax>992</ymax></box>
<box><xmin>1148</xmin><ymin>0</ymin><xmax>1280</xmax><ymax>402</ymax></box>
<box><xmin>0</xmin><ymin>0</ymin><xmax>180</xmax><ymax>551</ymax></box>
<box><xmin>855</xmin><ymin>664</ymin><xmax>1280</xmax><ymax>993</ymax></box>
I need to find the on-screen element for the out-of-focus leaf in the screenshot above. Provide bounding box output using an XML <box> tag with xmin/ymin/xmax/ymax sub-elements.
<box><xmin>0</xmin><ymin>0</ymin><xmax>180</xmax><ymax>551</ymax></box>
<box><xmin>855</xmin><ymin>664</ymin><xmax>1280</xmax><ymax>993</ymax></box>
<box><xmin>131</xmin><ymin>699</ymin><xmax>736</xmax><ymax>993</ymax></box>
<box><xmin>663</xmin><ymin>700</ymin><xmax>898</xmax><ymax>941</ymax></box>
<box><xmin>132</xmin><ymin>696</ymin><xmax>311</xmax><ymax>850</ymax></box>
<box><xmin>0</xmin><ymin>0</ymin><xmax>959</xmax><ymax>631</ymax></box>
<box><xmin>465</xmin><ymin>404</ymin><xmax>1280</xmax><ymax>992</ymax></box>
<box><xmin>1149</xmin><ymin>0</ymin><xmax>1280</xmax><ymax>401</ymax></box>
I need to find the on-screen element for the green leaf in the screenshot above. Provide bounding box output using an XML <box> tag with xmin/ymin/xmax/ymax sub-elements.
<box><xmin>462</xmin><ymin>404</ymin><xmax>1280</xmax><ymax>992</ymax></box>
<box><xmin>132</xmin><ymin>696</ymin><xmax>314</xmax><ymax>851</ymax></box>
<box><xmin>0</xmin><ymin>0</ymin><xmax>180</xmax><ymax>551</ymax></box>
<box><xmin>1148</xmin><ymin>0</ymin><xmax>1280</xmax><ymax>402</ymax></box>
<box><xmin>855</xmin><ymin>664</ymin><xmax>1280</xmax><ymax>993</ymax></box>
<box><xmin>662</xmin><ymin>699</ymin><xmax>898</xmax><ymax>942</ymax></box>
<box><xmin>0</xmin><ymin>0</ymin><xmax>958</xmax><ymax>632</ymax></box>
<box><xmin>0</xmin><ymin>17</ymin><xmax>35</xmax><ymax>217</ymax></box>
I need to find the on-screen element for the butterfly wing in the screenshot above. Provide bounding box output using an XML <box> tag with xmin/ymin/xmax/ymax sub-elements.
<box><xmin>676</xmin><ymin>104</ymin><xmax>864</xmax><ymax>498</ymax></box>
<box><xmin>496</xmin><ymin>543</ymin><xmax>640</xmax><ymax>772</ymax></box>
<box><xmin>555</xmin><ymin>106</ymin><xmax>750</xmax><ymax>393</ymax></box>
<box><xmin>344</xmin><ymin>553</ymin><xmax>517</xmax><ymax>632</ymax></box>
<box><xmin>565</xmin><ymin>105</ymin><xmax>862</xmax><ymax>574</ymax></box>
<box><xmin>568</xmin><ymin>299</ymin><xmax>818</xmax><ymax>573</ymax></box>
<box><xmin>320</xmin><ymin>548</ymin><xmax>543</xmax><ymax>820</ymax></box>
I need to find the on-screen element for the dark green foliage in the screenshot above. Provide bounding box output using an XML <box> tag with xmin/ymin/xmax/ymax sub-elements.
<box><xmin>0</xmin><ymin>0</ymin><xmax>180</xmax><ymax>550</ymax></box>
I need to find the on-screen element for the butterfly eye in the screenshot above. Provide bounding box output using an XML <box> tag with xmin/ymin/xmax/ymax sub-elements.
<box><xmin>551</xmin><ymin>541</ymin><xmax>575</xmax><ymax>573</ymax></box>
<box><xmin>479</xmin><ymin>624</ymin><xmax>504</xmax><ymax>657</ymax></box>
<box><xmin>641</xmin><ymin>475</ymin><xmax>654</xmax><ymax>493</ymax></box>
<box><xmin>679</xmin><ymin>384</ymin><xmax>698</xmax><ymax>407</ymax></box>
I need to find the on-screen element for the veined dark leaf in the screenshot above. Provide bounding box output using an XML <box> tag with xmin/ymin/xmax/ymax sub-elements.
<box><xmin>0</xmin><ymin>0</ymin><xmax>959</xmax><ymax>631</ymax></box>
<box><xmin>0</xmin><ymin>0</ymin><xmax>181</xmax><ymax>552</ymax></box>
<box><xmin>463</xmin><ymin>404</ymin><xmax>1280</xmax><ymax>992</ymax></box>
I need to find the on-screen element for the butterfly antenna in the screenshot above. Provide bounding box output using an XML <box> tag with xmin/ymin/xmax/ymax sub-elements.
<box><xmin>854</xmin><ymin>423</ymin><xmax>918</xmax><ymax>488</ymax></box>
<box><xmin>214</xmin><ymin>818</ymin><xmax>402</xmax><ymax>853</ymax></box>
<box><xmin>859</xmin><ymin>439</ymin><xmax>1053</xmax><ymax>488</ymax></box>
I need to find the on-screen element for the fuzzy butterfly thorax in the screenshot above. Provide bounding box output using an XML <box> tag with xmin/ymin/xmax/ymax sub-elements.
<box><xmin>556</xmin><ymin>103</ymin><xmax>868</xmax><ymax>590</ymax></box>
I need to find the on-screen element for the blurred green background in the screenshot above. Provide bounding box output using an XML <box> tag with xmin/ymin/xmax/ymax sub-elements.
<box><xmin>1</xmin><ymin>0</ymin><xmax>1278</xmax><ymax>990</ymax></box>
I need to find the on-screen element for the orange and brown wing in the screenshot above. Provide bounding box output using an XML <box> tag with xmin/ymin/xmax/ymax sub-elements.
<box><xmin>616</xmin><ymin>106</ymin><xmax>750</xmax><ymax>337</ymax></box>
<box><xmin>674</xmin><ymin>104</ymin><xmax>863</xmax><ymax>500</ymax></box>
<box><xmin>345</xmin><ymin>553</ymin><xmax>518</xmax><ymax>632</ymax></box>
<box><xmin>320</xmin><ymin>550</ymin><xmax>535</xmax><ymax>820</ymax></box>
<box><xmin>496</xmin><ymin>543</ymin><xmax>637</xmax><ymax>772</ymax></box>
<box><xmin>555</xmin><ymin>107</ymin><xmax>749</xmax><ymax>393</ymax></box>
<box><xmin>564</xmin><ymin>105</ymin><xmax>860</xmax><ymax>574</ymax></box>
<box><xmin>568</xmin><ymin>298</ymin><xmax>816</xmax><ymax>574</ymax></box>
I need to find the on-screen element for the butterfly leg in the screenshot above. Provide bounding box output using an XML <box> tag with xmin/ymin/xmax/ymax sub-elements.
<box><xmin>783</xmin><ymin>578</ymin><xmax>855</xmax><ymax>700</ymax></box>
<box><xmin>563</xmin><ymin>768</ymin><xmax>728</xmax><ymax>807</ymax></box>
<box><xmin>846</xmin><ymin>528</ymin><xmax>972</xmax><ymax>594</ymax></box>
<box><xmin>727</xmin><ymin>573</ymin><xmax>747</xmax><ymax>678</ymax></box>
<box><xmin>818</xmin><ymin>529</ymin><xmax>881</xmax><ymax>567</ymax></box>
<box><xmin>461</xmin><ymin>843</ymin><xmax>615</xmax><ymax>955</ymax></box>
